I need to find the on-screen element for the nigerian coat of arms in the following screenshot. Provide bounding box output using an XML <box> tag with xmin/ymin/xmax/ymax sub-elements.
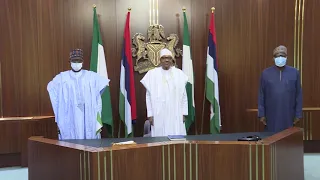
<box><xmin>131</xmin><ymin>24</ymin><xmax>182</xmax><ymax>73</ymax></box>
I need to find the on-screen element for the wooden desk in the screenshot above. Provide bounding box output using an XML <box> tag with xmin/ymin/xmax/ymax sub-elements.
<box><xmin>0</xmin><ymin>116</ymin><xmax>57</xmax><ymax>167</ymax></box>
<box><xmin>247</xmin><ymin>108</ymin><xmax>320</xmax><ymax>152</ymax></box>
<box><xmin>28</xmin><ymin>127</ymin><xmax>303</xmax><ymax>180</ymax></box>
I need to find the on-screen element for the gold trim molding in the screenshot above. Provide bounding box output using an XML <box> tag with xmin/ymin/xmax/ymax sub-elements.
<box><xmin>246</xmin><ymin>107</ymin><xmax>320</xmax><ymax>112</ymax></box>
<box><xmin>294</xmin><ymin>0</ymin><xmax>306</xmax><ymax>85</ymax></box>
<box><xmin>302</xmin><ymin>111</ymin><xmax>313</xmax><ymax>140</ymax></box>
<box><xmin>0</xmin><ymin>61</ymin><xmax>3</xmax><ymax>118</ymax></box>
<box><xmin>247</xmin><ymin>108</ymin><xmax>314</xmax><ymax>140</ymax></box>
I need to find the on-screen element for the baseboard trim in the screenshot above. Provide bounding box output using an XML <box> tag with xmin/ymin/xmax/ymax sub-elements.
<box><xmin>304</xmin><ymin>140</ymin><xmax>320</xmax><ymax>153</ymax></box>
<box><xmin>0</xmin><ymin>153</ymin><xmax>21</xmax><ymax>168</ymax></box>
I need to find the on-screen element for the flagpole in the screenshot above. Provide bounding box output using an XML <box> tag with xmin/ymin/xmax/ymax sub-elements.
<box><xmin>128</xmin><ymin>7</ymin><xmax>134</xmax><ymax>138</ymax></box>
<box><xmin>118</xmin><ymin>119</ymin><xmax>121</xmax><ymax>137</ymax></box>
<box><xmin>201</xmin><ymin>68</ymin><xmax>206</xmax><ymax>134</ymax></box>
<box><xmin>183</xmin><ymin>6</ymin><xmax>194</xmax><ymax>134</ymax></box>
<box><xmin>118</xmin><ymin>8</ymin><xmax>132</xmax><ymax>138</ymax></box>
<box><xmin>118</xmin><ymin>7</ymin><xmax>133</xmax><ymax>138</ymax></box>
<box><xmin>201</xmin><ymin>7</ymin><xmax>215</xmax><ymax>134</ymax></box>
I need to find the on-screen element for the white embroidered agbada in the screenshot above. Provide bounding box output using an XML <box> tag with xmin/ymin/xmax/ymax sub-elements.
<box><xmin>47</xmin><ymin>70</ymin><xmax>109</xmax><ymax>140</ymax></box>
<box><xmin>141</xmin><ymin>66</ymin><xmax>188</xmax><ymax>137</ymax></box>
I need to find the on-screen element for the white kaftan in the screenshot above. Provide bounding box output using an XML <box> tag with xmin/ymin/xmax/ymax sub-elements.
<box><xmin>141</xmin><ymin>67</ymin><xmax>188</xmax><ymax>137</ymax></box>
<box><xmin>47</xmin><ymin>70</ymin><xmax>109</xmax><ymax>140</ymax></box>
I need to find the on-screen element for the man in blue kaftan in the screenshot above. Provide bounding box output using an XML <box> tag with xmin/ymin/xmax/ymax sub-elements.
<box><xmin>47</xmin><ymin>49</ymin><xmax>110</xmax><ymax>140</ymax></box>
<box><xmin>258</xmin><ymin>45</ymin><xmax>302</xmax><ymax>132</ymax></box>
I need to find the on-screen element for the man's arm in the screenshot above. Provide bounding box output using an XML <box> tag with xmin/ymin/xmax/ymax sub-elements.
<box><xmin>181</xmin><ymin>72</ymin><xmax>189</xmax><ymax>121</ymax></box>
<box><xmin>141</xmin><ymin>71</ymin><xmax>154</xmax><ymax>125</ymax></box>
<box><xmin>258</xmin><ymin>74</ymin><xmax>265</xmax><ymax>117</ymax></box>
<box><xmin>182</xmin><ymin>88</ymin><xmax>188</xmax><ymax>120</ymax></box>
<box><xmin>258</xmin><ymin>74</ymin><xmax>267</xmax><ymax>125</ymax></box>
<box><xmin>146</xmin><ymin>90</ymin><xmax>153</xmax><ymax>118</ymax></box>
<box><xmin>295</xmin><ymin>71</ymin><xmax>303</xmax><ymax>119</ymax></box>
<box><xmin>47</xmin><ymin>75</ymin><xmax>60</xmax><ymax>117</ymax></box>
<box><xmin>146</xmin><ymin>90</ymin><xmax>154</xmax><ymax>125</ymax></box>
<box><xmin>95</xmin><ymin>73</ymin><xmax>110</xmax><ymax>95</ymax></box>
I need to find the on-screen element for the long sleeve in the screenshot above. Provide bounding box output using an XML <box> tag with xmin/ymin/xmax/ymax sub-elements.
<box><xmin>95</xmin><ymin>73</ymin><xmax>110</xmax><ymax>95</ymax></box>
<box><xmin>181</xmin><ymin>88</ymin><xmax>188</xmax><ymax>116</ymax></box>
<box><xmin>146</xmin><ymin>90</ymin><xmax>153</xmax><ymax>117</ymax></box>
<box><xmin>258</xmin><ymin>74</ymin><xmax>265</xmax><ymax>118</ymax></box>
<box><xmin>295</xmin><ymin>71</ymin><xmax>303</xmax><ymax>118</ymax></box>
<box><xmin>94</xmin><ymin>72</ymin><xmax>110</xmax><ymax>114</ymax></box>
<box><xmin>141</xmin><ymin>71</ymin><xmax>153</xmax><ymax>117</ymax></box>
<box><xmin>47</xmin><ymin>75</ymin><xmax>60</xmax><ymax>121</ymax></box>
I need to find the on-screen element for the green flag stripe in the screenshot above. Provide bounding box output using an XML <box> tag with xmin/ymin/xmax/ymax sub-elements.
<box><xmin>101</xmin><ymin>88</ymin><xmax>113</xmax><ymax>128</ymax></box>
<box><xmin>90</xmin><ymin>8</ymin><xmax>99</xmax><ymax>72</ymax></box>
<box><xmin>183</xmin><ymin>11</ymin><xmax>195</xmax><ymax>133</ymax></box>
<box><xmin>206</xmin><ymin>76</ymin><xmax>220</xmax><ymax>133</ymax></box>
<box><xmin>183</xmin><ymin>12</ymin><xmax>191</xmax><ymax>46</ymax></box>
<box><xmin>185</xmin><ymin>82</ymin><xmax>195</xmax><ymax>131</ymax></box>
<box><xmin>119</xmin><ymin>92</ymin><xmax>127</xmax><ymax>136</ymax></box>
<box><xmin>90</xmin><ymin>7</ymin><xmax>113</xmax><ymax>136</ymax></box>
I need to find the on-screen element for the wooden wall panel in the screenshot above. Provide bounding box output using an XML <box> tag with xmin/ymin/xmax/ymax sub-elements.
<box><xmin>301</xmin><ymin>0</ymin><xmax>320</xmax><ymax>140</ymax></box>
<box><xmin>0</xmin><ymin>116</ymin><xmax>57</xmax><ymax>167</ymax></box>
<box><xmin>302</xmin><ymin>0</ymin><xmax>320</xmax><ymax>107</ymax></box>
<box><xmin>0</xmin><ymin>0</ymin><xmax>319</xmax><ymax>137</ymax></box>
<box><xmin>0</xmin><ymin>121</ymin><xmax>21</xmax><ymax>154</ymax></box>
<box><xmin>206</xmin><ymin>0</ymin><xmax>296</xmax><ymax>132</ymax></box>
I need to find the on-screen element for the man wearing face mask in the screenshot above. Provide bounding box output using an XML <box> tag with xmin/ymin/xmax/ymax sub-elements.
<box><xmin>47</xmin><ymin>49</ymin><xmax>110</xmax><ymax>140</ymax></box>
<box><xmin>141</xmin><ymin>48</ymin><xmax>188</xmax><ymax>137</ymax></box>
<box><xmin>258</xmin><ymin>45</ymin><xmax>302</xmax><ymax>132</ymax></box>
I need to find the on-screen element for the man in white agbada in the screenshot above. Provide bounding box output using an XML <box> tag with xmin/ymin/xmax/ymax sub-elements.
<box><xmin>47</xmin><ymin>49</ymin><xmax>109</xmax><ymax>140</ymax></box>
<box><xmin>141</xmin><ymin>48</ymin><xmax>188</xmax><ymax>137</ymax></box>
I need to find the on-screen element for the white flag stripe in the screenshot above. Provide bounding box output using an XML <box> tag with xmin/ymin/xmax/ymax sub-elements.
<box><xmin>120</xmin><ymin>61</ymin><xmax>132</xmax><ymax>134</ymax></box>
<box><xmin>207</xmin><ymin>49</ymin><xmax>221</xmax><ymax>126</ymax></box>
<box><xmin>97</xmin><ymin>44</ymin><xmax>109</xmax><ymax>80</ymax></box>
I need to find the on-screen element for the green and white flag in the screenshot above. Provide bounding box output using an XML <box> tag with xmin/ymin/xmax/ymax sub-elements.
<box><xmin>90</xmin><ymin>7</ymin><xmax>113</xmax><ymax>136</ymax></box>
<box><xmin>182</xmin><ymin>10</ymin><xmax>195</xmax><ymax>132</ymax></box>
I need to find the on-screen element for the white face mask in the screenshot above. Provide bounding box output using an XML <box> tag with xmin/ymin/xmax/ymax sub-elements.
<box><xmin>71</xmin><ymin>62</ymin><xmax>83</xmax><ymax>72</ymax></box>
<box><xmin>274</xmin><ymin>57</ymin><xmax>287</xmax><ymax>67</ymax></box>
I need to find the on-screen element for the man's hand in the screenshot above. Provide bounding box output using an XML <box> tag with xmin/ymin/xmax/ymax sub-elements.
<box><xmin>294</xmin><ymin>118</ymin><xmax>300</xmax><ymax>125</ymax></box>
<box><xmin>149</xmin><ymin>117</ymin><xmax>154</xmax><ymax>126</ymax></box>
<box><xmin>260</xmin><ymin>117</ymin><xmax>267</xmax><ymax>126</ymax></box>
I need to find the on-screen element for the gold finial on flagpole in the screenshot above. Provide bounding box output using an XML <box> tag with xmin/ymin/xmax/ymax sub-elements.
<box><xmin>182</xmin><ymin>7</ymin><xmax>186</xmax><ymax>12</ymax></box>
<box><xmin>128</xmin><ymin>8</ymin><xmax>132</xmax><ymax>11</ymax></box>
<box><xmin>93</xmin><ymin>4</ymin><xmax>96</xmax><ymax>8</ymax></box>
<box><xmin>211</xmin><ymin>7</ymin><xmax>215</xmax><ymax>13</ymax></box>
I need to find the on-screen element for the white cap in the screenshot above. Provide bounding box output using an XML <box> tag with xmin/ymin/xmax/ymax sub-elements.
<box><xmin>160</xmin><ymin>48</ymin><xmax>173</xmax><ymax>58</ymax></box>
